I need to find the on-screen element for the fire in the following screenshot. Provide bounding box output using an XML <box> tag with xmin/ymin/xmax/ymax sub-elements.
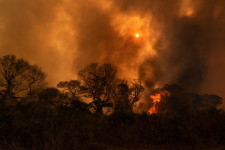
<box><xmin>149</xmin><ymin>90</ymin><xmax>170</xmax><ymax>114</ymax></box>
<box><xmin>151</xmin><ymin>93</ymin><xmax>161</xmax><ymax>103</ymax></box>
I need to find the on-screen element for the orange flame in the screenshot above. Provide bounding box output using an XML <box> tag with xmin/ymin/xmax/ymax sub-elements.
<box><xmin>149</xmin><ymin>90</ymin><xmax>170</xmax><ymax>114</ymax></box>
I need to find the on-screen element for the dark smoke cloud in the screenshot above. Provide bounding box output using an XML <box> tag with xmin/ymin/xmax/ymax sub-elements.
<box><xmin>0</xmin><ymin>0</ymin><xmax>225</xmax><ymax>109</ymax></box>
<box><xmin>70</xmin><ymin>1</ymin><xmax>142</xmax><ymax>77</ymax></box>
<box><xmin>112</xmin><ymin>0</ymin><xmax>225</xmax><ymax>109</ymax></box>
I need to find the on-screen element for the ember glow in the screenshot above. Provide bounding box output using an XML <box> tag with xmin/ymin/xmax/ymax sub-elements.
<box><xmin>149</xmin><ymin>90</ymin><xmax>170</xmax><ymax>114</ymax></box>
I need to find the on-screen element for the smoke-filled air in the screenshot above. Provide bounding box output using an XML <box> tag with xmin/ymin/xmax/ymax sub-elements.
<box><xmin>1</xmin><ymin>0</ymin><xmax>225</xmax><ymax>110</ymax></box>
<box><xmin>0</xmin><ymin>0</ymin><xmax>225</xmax><ymax>149</ymax></box>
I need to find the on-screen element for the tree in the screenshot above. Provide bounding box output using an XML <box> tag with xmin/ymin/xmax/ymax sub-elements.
<box><xmin>57</xmin><ymin>80</ymin><xmax>82</xmax><ymax>100</ymax></box>
<box><xmin>78</xmin><ymin>63</ymin><xmax>117</xmax><ymax>114</ymax></box>
<box><xmin>0</xmin><ymin>54</ymin><xmax>46</xmax><ymax>99</ymax></box>
<box><xmin>201</xmin><ymin>94</ymin><xmax>222</xmax><ymax>110</ymax></box>
<box><xmin>57</xmin><ymin>80</ymin><xmax>89</xmax><ymax>109</ymax></box>
<box><xmin>113</xmin><ymin>80</ymin><xmax>144</xmax><ymax>114</ymax></box>
<box><xmin>26</xmin><ymin>64</ymin><xmax>46</xmax><ymax>94</ymax></box>
<box><xmin>151</xmin><ymin>84</ymin><xmax>223</xmax><ymax>113</ymax></box>
<box><xmin>38</xmin><ymin>87</ymin><xmax>62</xmax><ymax>107</ymax></box>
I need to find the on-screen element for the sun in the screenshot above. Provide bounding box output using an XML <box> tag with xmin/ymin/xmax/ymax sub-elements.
<box><xmin>135</xmin><ymin>33</ymin><xmax>140</xmax><ymax>38</ymax></box>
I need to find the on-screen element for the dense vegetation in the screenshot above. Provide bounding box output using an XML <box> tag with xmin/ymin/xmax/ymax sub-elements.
<box><xmin>0</xmin><ymin>55</ymin><xmax>225</xmax><ymax>150</ymax></box>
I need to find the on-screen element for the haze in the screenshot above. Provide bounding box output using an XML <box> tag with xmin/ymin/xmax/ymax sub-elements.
<box><xmin>0</xmin><ymin>0</ymin><xmax>225</xmax><ymax>108</ymax></box>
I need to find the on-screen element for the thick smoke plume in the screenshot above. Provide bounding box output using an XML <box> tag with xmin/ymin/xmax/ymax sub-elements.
<box><xmin>0</xmin><ymin>0</ymin><xmax>225</xmax><ymax>109</ymax></box>
<box><xmin>113</xmin><ymin>0</ymin><xmax>225</xmax><ymax>109</ymax></box>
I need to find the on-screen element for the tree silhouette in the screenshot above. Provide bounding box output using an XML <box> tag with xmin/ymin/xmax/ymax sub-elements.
<box><xmin>57</xmin><ymin>80</ymin><xmax>82</xmax><ymax>100</ymax></box>
<box><xmin>201</xmin><ymin>94</ymin><xmax>222</xmax><ymax>110</ymax></box>
<box><xmin>0</xmin><ymin>54</ymin><xmax>46</xmax><ymax>99</ymax></box>
<box><xmin>57</xmin><ymin>80</ymin><xmax>89</xmax><ymax>110</ymax></box>
<box><xmin>153</xmin><ymin>84</ymin><xmax>223</xmax><ymax>113</ymax></box>
<box><xmin>113</xmin><ymin>80</ymin><xmax>144</xmax><ymax>114</ymax></box>
<box><xmin>38</xmin><ymin>87</ymin><xmax>62</xmax><ymax>107</ymax></box>
<box><xmin>78</xmin><ymin>63</ymin><xmax>117</xmax><ymax>114</ymax></box>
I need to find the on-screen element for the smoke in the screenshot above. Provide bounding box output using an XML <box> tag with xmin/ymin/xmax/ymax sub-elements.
<box><xmin>0</xmin><ymin>0</ymin><xmax>225</xmax><ymax>109</ymax></box>
<box><xmin>0</xmin><ymin>0</ymin><xmax>76</xmax><ymax>85</ymax></box>
<box><xmin>112</xmin><ymin>0</ymin><xmax>225</xmax><ymax>109</ymax></box>
<box><xmin>0</xmin><ymin>0</ymin><xmax>144</xmax><ymax>84</ymax></box>
<box><xmin>114</xmin><ymin>0</ymin><xmax>225</xmax><ymax>87</ymax></box>
<box><xmin>70</xmin><ymin>1</ymin><xmax>143</xmax><ymax>79</ymax></box>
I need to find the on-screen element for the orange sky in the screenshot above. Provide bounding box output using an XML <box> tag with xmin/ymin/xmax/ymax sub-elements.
<box><xmin>0</xmin><ymin>0</ymin><xmax>225</xmax><ymax>108</ymax></box>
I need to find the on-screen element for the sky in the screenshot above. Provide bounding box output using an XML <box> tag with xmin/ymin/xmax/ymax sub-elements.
<box><xmin>0</xmin><ymin>0</ymin><xmax>225</xmax><ymax>108</ymax></box>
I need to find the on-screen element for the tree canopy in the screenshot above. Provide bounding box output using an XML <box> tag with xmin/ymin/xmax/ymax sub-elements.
<box><xmin>78</xmin><ymin>63</ymin><xmax>117</xmax><ymax>114</ymax></box>
<box><xmin>0</xmin><ymin>54</ymin><xmax>46</xmax><ymax>99</ymax></box>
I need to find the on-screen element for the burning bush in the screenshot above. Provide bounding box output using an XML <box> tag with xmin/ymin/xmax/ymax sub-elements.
<box><xmin>148</xmin><ymin>84</ymin><xmax>223</xmax><ymax>114</ymax></box>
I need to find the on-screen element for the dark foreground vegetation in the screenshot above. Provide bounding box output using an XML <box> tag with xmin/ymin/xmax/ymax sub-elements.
<box><xmin>0</xmin><ymin>102</ymin><xmax>225</xmax><ymax>150</ymax></box>
<box><xmin>0</xmin><ymin>55</ymin><xmax>225</xmax><ymax>149</ymax></box>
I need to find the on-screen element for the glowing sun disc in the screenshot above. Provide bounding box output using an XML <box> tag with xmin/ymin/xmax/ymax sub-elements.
<box><xmin>135</xmin><ymin>33</ymin><xmax>140</xmax><ymax>38</ymax></box>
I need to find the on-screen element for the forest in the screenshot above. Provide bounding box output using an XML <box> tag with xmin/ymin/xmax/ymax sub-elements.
<box><xmin>0</xmin><ymin>54</ymin><xmax>225</xmax><ymax>150</ymax></box>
